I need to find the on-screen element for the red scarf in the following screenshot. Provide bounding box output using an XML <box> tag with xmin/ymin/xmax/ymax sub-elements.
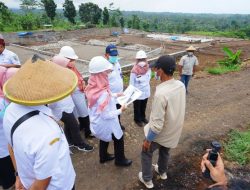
<box><xmin>67</xmin><ymin>62</ymin><xmax>86</xmax><ymax>92</ymax></box>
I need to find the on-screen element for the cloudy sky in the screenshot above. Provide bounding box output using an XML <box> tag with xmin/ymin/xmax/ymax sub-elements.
<box><xmin>3</xmin><ymin>0</ymin><xmax>250</xmax><ymax>14</ymax></box>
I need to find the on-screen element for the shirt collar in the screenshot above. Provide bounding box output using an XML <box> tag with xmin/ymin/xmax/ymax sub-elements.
<box><xmin>157</xmin><ymin>78</ymin><xmax>175</xmax><ymax>89</ymax></box>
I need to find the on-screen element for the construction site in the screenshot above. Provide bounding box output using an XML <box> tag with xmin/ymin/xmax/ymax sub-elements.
<box><xmin>2</xmin><ymin>28</ymin><xmax>250</xmax><ymax>189</ymax></box>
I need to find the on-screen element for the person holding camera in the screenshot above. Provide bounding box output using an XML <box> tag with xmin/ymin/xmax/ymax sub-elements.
<box><xmin>201</xmin><ymin>150</ymin><xmax>228</xmax><ymax>189</ymax></box>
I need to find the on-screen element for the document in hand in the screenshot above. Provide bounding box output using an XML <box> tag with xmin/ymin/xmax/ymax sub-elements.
<box><xmin>117</xmin><ymin>85</ymin><xmax>142</xmax><ymax>106</ymax></box>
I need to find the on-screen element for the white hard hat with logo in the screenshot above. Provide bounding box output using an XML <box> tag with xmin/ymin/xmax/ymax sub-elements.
<box><xmin>136</xmin><ymin>50</ymin><xmax>147</xmax><ymax>59</ymax></box>
<box><xmin>89</xmin><ymin>56</ymin><xmax>113</xmax><ymax>74</ymax></box>
<box><xmin>59</xmin><ymin>46</ymin><xmax>78</xmax><ymax>60</ymax></box>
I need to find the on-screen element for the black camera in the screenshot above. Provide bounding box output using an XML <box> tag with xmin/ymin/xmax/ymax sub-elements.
<box><xmin>203</xmin><ymin>141</ymin><xmax>221</xmax><ymax>179</ymax></box>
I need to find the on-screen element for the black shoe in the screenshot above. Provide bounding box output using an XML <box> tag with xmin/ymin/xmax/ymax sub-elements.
<box><xmin>100</xmin><ymin>154</ymin><xmax>115</xmax><ymax>163</ymax></box>
<box><xmin>135</xmin><ymin>121</ymin><xmax>144</xmax><ymax>127</ymax></box>
<box><xmin>115</xmin><ymin>159</ymin><xmax>132</xmax><ymax>167</ymax></box>
<box><xmin>74</xmin><ymin>143</ymin><xmax>94</xmax><ymax>152</ymax></box>
<box><xmin>121</xmin><ymin>125</ymin><xmax>125</xmax><ymax>131</ymax></box>
<box><xmin>142</xmin><ymin>118</ymin><xmax>149</xmax><ymax>124</ymax></box>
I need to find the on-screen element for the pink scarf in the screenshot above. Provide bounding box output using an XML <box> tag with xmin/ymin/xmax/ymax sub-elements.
<box><xmin>85</xmin><ymin>72</ymin><xmax>112</xmax><ymax>113</ymax></box>
<box><xmin>0</xmin><ymin>66</ymin><xmax>19</xmax><ymax>98</ymax></box>
<box><xmin>131</xmin><ymin>62</ymin><xmax>149</xmax><ymax>75</ymax></box>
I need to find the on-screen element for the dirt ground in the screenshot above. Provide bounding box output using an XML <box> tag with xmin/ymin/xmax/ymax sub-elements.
<box><xmin>71</xmin><ymin>62</ymin><xmax>250</xmax><ymax>190</ymax></box>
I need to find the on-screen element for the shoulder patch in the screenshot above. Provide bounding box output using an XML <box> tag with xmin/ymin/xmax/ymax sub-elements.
<box><xmin>49</xmin><ymin>138</ymin><xmax>60</xmax><ymax>145</ymax></box>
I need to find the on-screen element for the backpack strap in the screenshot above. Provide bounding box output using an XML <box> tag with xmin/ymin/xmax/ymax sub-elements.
<box><xmin>11</xmin><ymin>110</ymin><xmax>40</xmax><ymax>146</ymax></box>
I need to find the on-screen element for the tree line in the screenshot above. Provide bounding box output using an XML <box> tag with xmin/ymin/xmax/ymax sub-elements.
<box><xmin>0</xmin><ymin>0</ymin><xmax>250</xmax><ymax>39</ymax></box>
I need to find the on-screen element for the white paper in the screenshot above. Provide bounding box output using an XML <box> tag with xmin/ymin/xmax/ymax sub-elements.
<box><xmin>117</xmin><ymin>85</ymin><xmax>142</xmax><ymax>106</ymax></box>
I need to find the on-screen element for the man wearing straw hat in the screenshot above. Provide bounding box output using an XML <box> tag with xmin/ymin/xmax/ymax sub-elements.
<box><xmin>0</xmin><ymin>34</ymin><xmax>20</xmax><ymax>67</ymax></box>
<box><xmin>2</xmin><ymin>55</ymin><xmax>77</xmax><ymax>190</ymax></box>
<box><xmin>178</xmin><ymin>46</ymin><xmax>199</xmax><ymax>93</ymax></box>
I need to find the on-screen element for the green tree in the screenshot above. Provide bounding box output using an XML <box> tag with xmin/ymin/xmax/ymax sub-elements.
<box><xmin>142</xmin><ymin>20</ymin><xmax>150</xmax><ymax>31</ymax></box>
<box><xmin>132</xmin><ymin>14</ymin><xmax>140</xmax><ymax>29</ymax></box>
<box><xmin>41</xmin><ymin>0</ymin><xmax>57</xmax><ymax>21</ymax></box>
<box><xmin>0</xmin><ymin>2</ymin><xmax>11</xmax><ymax>23</ymax></box>
<box><xmin>79</xmin><ymin>3</ymin><xmax>102</xmax><ymax>25</ymax></box>
<box><xmin>103</xmin><ymin>7</ymin><xmax>109</xmax><ymax>25</ymax></box>
<box><xmin>63</xmin><ymin>0</ymin><xmax>76</xmax><ymax>24</ymax></box>
<box><xmin>119</xmin><ymin>17</ymin><xmax>125</xmax><ymax>28</ymax></box>
<box><xmin>20</xmin><ymin>0</ymin><xmax>40</xmax><ymax>11</ymax></box>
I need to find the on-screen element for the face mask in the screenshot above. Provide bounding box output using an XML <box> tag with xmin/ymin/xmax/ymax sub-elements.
<box><xmin>138</xmin><ymin>61</ymin><xmax>146</xmax><ymax>67</ymax></box>
<box><xmin>155</xmin><ymin>71</ymin><xmax>161</xmax><ymax>80</ymax></box>
<box><xmin>188</xmin><ymin>52</ymin><xmax>194</xmax><ymax>56</ymax></box>
<box><xmin>109</xmin><ymin>56</ymin><xmax>118</xmax><ymax>64</ymax></box>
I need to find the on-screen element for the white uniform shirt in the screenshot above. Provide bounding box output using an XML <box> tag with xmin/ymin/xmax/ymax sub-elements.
<box><xmin>109</xmin><ymin>62</ymin><xmax>123</xmax><ymax>95</ymax></box>
<box><xmin>0</xmin><ymin>49</ymin><xmax>21</xmax><ymax>65</ymax></box>
<box><xmin>129</xmin><ymin>69</ymin><xmax>151</xmax><ymax>100</ymax></box>
<box><xmin>48</xmin><ymin>96</ymin><xmax>75</xmax><ymax>121</ymax></box>
<box><xmin>71</xmin><ymin>87</ymin><xmax>89</xmax><ymax>118</ymax></box>
<box><xmin>0</xmin><ymin>98</ymin><xmax>9</xmax><ymax>158</ymax></box>
<box><xmin>179</xmin><ymin>55</ymin><xmax>199</xmax><ymax>75</ymax></box>
<box><xmin>3</xmin><ymin>103</ymin><xmax>75</xmax><ymax>190</ymax></box>
<box><xmin>89</xmin><ymin>91</ymin><xmax>123</xmax><ymax>142</ymax></box>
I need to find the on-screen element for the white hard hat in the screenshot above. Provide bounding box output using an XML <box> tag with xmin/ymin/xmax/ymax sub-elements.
<box><xmin>136</xmin><ymin>50</ymin><xmax>147</xmax><ymax>59</ymax></box>
<box><xmin>59</xmin><ymin>46</ymin><xmax>78</xmax><ymax>60</ymax></box>
<box><xmin>89</xmin><ymin>56</ymin><xmax>113</xmax><ymax>74</ymax></box>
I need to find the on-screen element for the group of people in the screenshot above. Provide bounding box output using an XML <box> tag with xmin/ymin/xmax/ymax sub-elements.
<box><xmin>0</xmin><ymin>33</ymin><xmax>226</xmax><ymax>190</ymax></box>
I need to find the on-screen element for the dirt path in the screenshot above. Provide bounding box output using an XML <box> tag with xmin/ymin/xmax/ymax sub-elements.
<box><xmin>72</xmin><ymin>66</ymin><xmax>250</xmax><ymax>190</ymax></box>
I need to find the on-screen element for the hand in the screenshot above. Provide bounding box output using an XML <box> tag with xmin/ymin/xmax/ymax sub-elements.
<box><xmin>142</xmin><ymin>139</ymin><xmax>151</xmax><ymax>152</ymax></box>
<box><xmin>116</xmin><ymin>92</ymin><xmax>124</xmax><ymax>97</ymax></box>
<box><xmin>120</xmin><ymin>104</ymin><xmax>127</xmax><ymax>112</ymax></box>
<box><xmin>201</xmin><ymin>150</ymin><xmax>228</xmax><ymax>188</ymax></box>
<box><xmin>15</xmin><ymin>176</ymin><xmax>25</xmax><ymax>190</ymax></box>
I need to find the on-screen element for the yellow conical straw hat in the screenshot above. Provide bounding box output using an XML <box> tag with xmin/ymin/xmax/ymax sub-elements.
<box><xmin>186</xmin><ymin>46</ymin><xmax>196</xmax><ymax>51</ymax></box>
<box><xmin>3</xmin><ymin>54</ymin><xmax>78</xmax><ymax>106</ymax></box>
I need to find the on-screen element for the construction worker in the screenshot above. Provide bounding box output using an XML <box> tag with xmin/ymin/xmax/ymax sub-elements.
<box><xmin>130</xmin><ymin>50</ymin><xmax>151</xmax><ymax>127</ymax></box>
<box><xmin>85</xmin><ymin>56</ymin><xmax>132</xmax><ymax>167</ymax></box>
<box><xmin>58</xmin><ymin>46</ymin><xmax>92</xmax><ymax>138</ymax></box>
<box><xmin>0</xmin><ymin>35</ymin><xmax>20</xmax><ymax>67</ymax></box>
<box><xmin>178</xmin><ymin>46</ymin><xmax>199</xmax><ymax>93</ymax></box>
<box><xmin>3</xmin><ymin>55</ymin><xmax>76</xmax><ymax>190</ymax></box>
<box><xmin>105</xmin><ymin>44</ymin><xmax>125</xmax><ymax>130</ymax></box>
<box><xmin>50</xmin><ymin>55</ymin><xmax>94</xmax><ymax>152</ymax></box>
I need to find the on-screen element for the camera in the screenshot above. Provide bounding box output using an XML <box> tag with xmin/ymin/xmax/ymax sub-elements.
<box><xmin>203</xmin><ymin>141</ymin><xmax>221</xmax><ymax>179</ymax></box>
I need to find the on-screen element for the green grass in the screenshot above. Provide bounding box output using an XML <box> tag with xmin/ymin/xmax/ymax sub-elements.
<box><xmin>187</xmin><ymin>31</ymin><xmax>247</xmax><ymax>39</ymax></box>
<box><xmin>207</xmin><ymin>65</ymin><xmax>241</xmax><ymax>75</ymax></box>
<box><xmin>224</xmin><ymin>129</ymin><xmax>250</xmax><ymax>165</ymax></box>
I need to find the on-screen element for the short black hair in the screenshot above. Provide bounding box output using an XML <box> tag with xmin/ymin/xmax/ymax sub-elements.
<box><xmin>155</xmin><ymin>55</ymin><xmax>176</xmax><ymax>76</ymax></box>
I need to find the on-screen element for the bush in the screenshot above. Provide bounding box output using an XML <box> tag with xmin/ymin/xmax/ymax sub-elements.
<box><xmin>19</xmin><ymin>13</ymin><xmax>40</xmax><ymax>30</ymax></box>
<box><xmin>224</xmin><ymin>129</ymin><xmax>250</xmax><ymax>165</ymax></box>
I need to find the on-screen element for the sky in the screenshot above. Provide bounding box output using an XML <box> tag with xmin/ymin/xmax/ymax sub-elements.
<box><xmin>3</xmin><ymin>0</ymin><xmax>250</xmax><ymax>14</ymax></box>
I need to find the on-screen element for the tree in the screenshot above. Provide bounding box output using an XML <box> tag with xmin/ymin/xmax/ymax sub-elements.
<box><xmin>0</xmin><ymin>2</ymin><xmax>11</xmax><ymax>23</ymax></box>
<box><xmin>79</xmin><ymin>3</ymin><xmax>102</xmax><ymax>25</ymax></box>
<box><xmin>103</xmin><ymin>7</ymin><xmax>109</xmax><ymax>25</ymax></box>
<box><xmin>119</xmin><ymin>17</ymin><xmax>125</xmax><ymax>28</ymax></box>
<box><xmin>41</xmin><ymin>0</ymin><xmax>57</xmax><ymax>21</ymax></box>
<box><xmin>131</xmin><ymin>14</ymin><xmax>140</xmax><ymax>29</ymax></box>
<box><xmin>20</xmin><ymin>0</ymin><xmax>40</xmax><ymax>11</ymax></box>
<box><xmin>63</xmin><ymin>0</ymin><xmax>76</xmax><ymax>24</ymax></box>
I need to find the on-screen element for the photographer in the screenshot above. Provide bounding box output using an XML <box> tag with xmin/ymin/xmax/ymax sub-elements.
<box><xmin>201</xmin><ymin>150</ymin><xmax>228</xmax><ymax>189</ymax></box>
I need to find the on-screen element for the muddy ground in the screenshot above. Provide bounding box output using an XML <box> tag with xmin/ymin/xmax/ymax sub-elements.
<box><xmin>71</xmin><ymin>62</ymin><xmax>250</xmax><ymax>189</ymax></box>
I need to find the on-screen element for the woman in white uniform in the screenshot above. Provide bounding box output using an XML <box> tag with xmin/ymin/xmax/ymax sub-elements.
<box><xmin>0</xmin><ymin>66</ymin><xmax>18</xmax><ymax>190</ymax></box>
<box><xmin>130</xmin><ymin>50</ymin><xmax>151</xmax><ymax>127</ymax></box>
<box><xmin>53</xmin><ymin>47</ymin><xmax>92</xmax><ymax>138</ymax></box>
<box><xmin>85</xmin><ymin>56</ymin><xmax>132</xmax><ymax>167</ymax></box>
